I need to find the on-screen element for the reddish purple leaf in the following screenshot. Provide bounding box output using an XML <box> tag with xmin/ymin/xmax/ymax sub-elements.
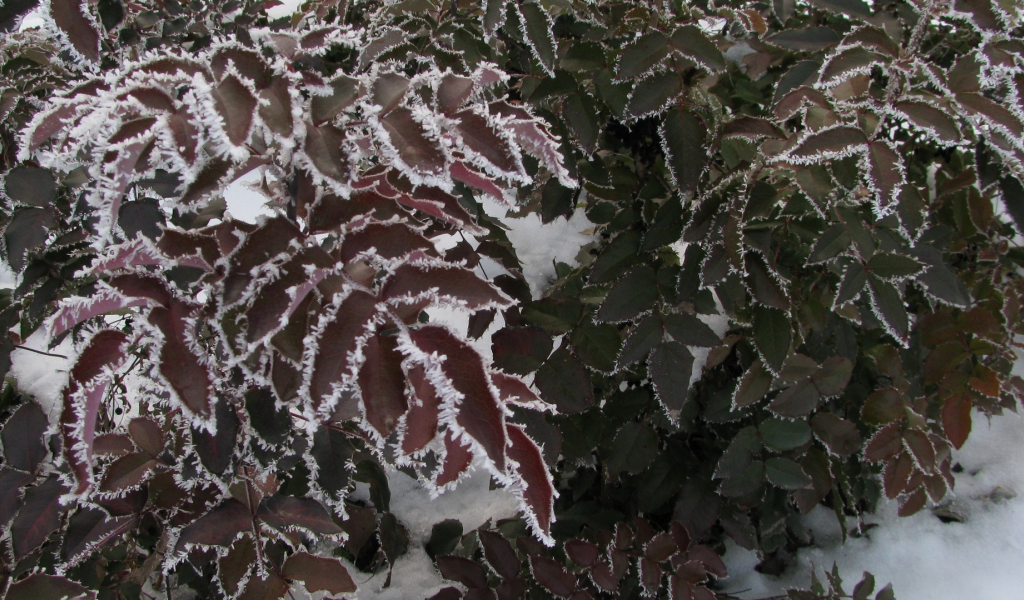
<box><xmin>435</xmin><ymin>430</ymin><xmax>474</xmax><ymax>487</ymax></box>
<box><xmin>942</xmin><ymin>393</ymin><xmax>972</xmax><ymax>449</ymax></box>
<box><xmin>359</xmin><ymin>334</ymin><xmax>408</xmax><ymax>437</ymax></box>
<box><xmin>107</xmin><ymin>274</ymin><xmax>173</xmax><ymax>306</ymax></box>
<box><xmin>866</xmin><ymin>140</ymin><xmax>904</xmax><ymax>211</ymax></box>
<box><xmin>454</xmin><ymin>109</ymin><xmax>519</xmax><ymax>175</ymax></box>
<box><xmin>48</xmin><ymin>293</ymin><xmax>151</xmax><ymax>338</ymax></box>
<box><xmin>507</xmin><ymin>424</ymin><xmax>555</xmax><ymax>541</ymax></box>
<box><xmin>6</xmin><ymin>573</ymin><xmax>95</xmax><ymax>600</ymax></box>
<box><xmin>786</xmin><ymin>126</ymin><xmax>867</xmax><ymax>161</ymax></box>
<box><xmin>62</xmin><ymin>508</ymin><xmax>138</xmax><ymax>562</ymax></box>
<box><xmin>245</xmin><ymin>249</ymin><xmax>331</xmax><ymax>344</ymax></box>
<box><xmin>50</xmin><ymin>0</ymin><xmax>100</xmax><ymax>62</ymax></box>
<box><xmin>339</xmin><ymin>222</ymin><xmax>437</xmax><ymax>264</ymax></box>
<box><xmin>215</xmin><ymin>75</ymin><xmax>258</xmax><ymax>146</ymax></box>
<box><xmin>436</xmin><ymin>554</ymin><xmax>489</xmax><ymax>589</ymax></box>
<box><xmin>259</xmin><ymin>75</ymin><xmax>294</xmax><ymax>136</ymax></box>
<box><xmin>176</xmin><ymin>499</ymin><xmax>253</xmax><ymax>551</ymax></box>
<box><xmin>450</xmin><ymin>161</ymin><xmax>507</xmax><ymax>202</ymax></box>
<box><xmin>100</xmin><ymin>452</ymin><xmax>157</xmax><ymax>492</ymax></box>
<box><xmin>148</xmin><ymin>302</ymin><xmax>213</xmax><ymax>418</ymax></box>
<box><xmin>530</xmin><ymin>555</ymin><xmax>576</xmax><ymax>598</ymax></box>
<box><xmin>491</xmin><ymin>372</ymin><xmax>545</xmax><ymax>408</ymax></box>
<box><xmin>381</xmin><ymin>108</ymin><xmax>446</xmax><ymax>175</ymax></box>
<box><xmin>2</xmin><ymin>402</ymin><xmax>48</xmax><ymax>472</ymax></box>
<box><xmin>307</xmin><ymin>290</ymin><xmax>380</xmax><ymax>412</ymax></box>
<box><xmin>257</xmin><ymin>494</ymin><xmax>343</xmax><ymax>534</ymax></box>
<box><xmin>383</xmin><ymin>262</ymin><xmax>512</xmax><ymax>310</ymax></box>
<box><xmin>11</xmin><ymin>475</ymin><xmax>68</xmax><ymax>559</ymax></box>
<box><xmin>411</xmin><ymin>326</ymin><xmax>507</xmax><ymax>472</ymax></box>
<box><xmin>93</xmin><ymin>433</ymin><xmax>134</xmax><ymax>457</ymax></box>
<box><xmin>0</xmin><ymin>468</ymin><xmax>33</xmax><ymax>526</ymax></box>
<box><xmin>128</xmin><ymin>417</ymin><xmax>164</xmax><ymax>457</ymax></box>
<box><xmin>238</xmin><ymin>571</ymin><xmax>289</xmax><ymax>600</ymax></box>
<box><xmin>401</xmin><ymin>366</ymin><xmax>442</xmax><ymax>455</ymax></box>
<box><xmin>438</xmin><ymin>74</ymin><xmax>475</xmax><ymax>115</ymax></box>
<box><xmin>565</xmin><ymin>539</ymin><xmax>600</xmax><ymax>568</ymax></box>
<box><xmin>686</xmin><ymin>545</ymin><xmax>727</xmax><ymax>578</ymax></box>
<box><xmin>180</xmin><ymin>157</ymin><xmax>233</xmax><ymax>206</ymax></box>
<box><xmin>283</xmin><ymin>552</ymin><xmax>357</xmax><ymax>594</ymax></box>
<box><xmin>641</xmin><ymin>556</ymin><xmax>663</xmax><ymax>596</ymax></box>
<box><xmin>479</xmin><ymin>529</ymin><xmax>521</xmax><ymax>580</ymax></box>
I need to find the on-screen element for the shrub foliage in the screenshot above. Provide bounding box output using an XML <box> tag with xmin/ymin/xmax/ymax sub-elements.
<box><xmin>0</xmin><ymin>0</ymin><xmax>1022</xmax><ymax>598</ymax></box>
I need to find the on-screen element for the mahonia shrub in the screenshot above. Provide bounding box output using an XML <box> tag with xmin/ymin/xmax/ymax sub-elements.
<box><xmin>0</xmin><ymin>0</ymin><xmax>1023</xmax><ymax>598</ymax></box>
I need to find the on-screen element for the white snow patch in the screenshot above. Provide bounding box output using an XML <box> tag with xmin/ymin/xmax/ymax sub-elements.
<box><xmin>9</xmin><ymin>328</ymin><xmax>74</xmax><ymax>425</ymax></box>
<box><xmin>223</xmin><ymin>170</ymin><xmax>275</xmax><ymax>224</ymax></box>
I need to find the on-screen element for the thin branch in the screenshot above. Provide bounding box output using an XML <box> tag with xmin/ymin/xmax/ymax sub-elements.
<box><xmin>13</xmin><ymin>345</ymin><xmax>68</xmax><ymax>359</ymax></box>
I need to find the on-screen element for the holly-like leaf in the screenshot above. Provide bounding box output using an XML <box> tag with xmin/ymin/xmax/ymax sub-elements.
<box><xmin>507</xmin><ymin>424</ymin><xmax>555</xmax><ymax>541</ymax></box>
<box><xmin>616</xmin><ymin>31</ymin><xmax>669</xmax><ymax>80</ymax></box>
<box><xmin>530</xmin><ymin>555</ymin><xmax>577</xmax><ymax>598</ymax></box>
<box><xmin>6</xmin><ymin>574</ymin><xmax>95</xmax><ymax>600</ymax></box>
<box><xmin>759</xmin><ymin>418</ymin><xmax>812</xmax><ymax>451</ymax></box>
<box><xmin>383</xmin><ymin>262</ymin><xmax>512</xmax><ymax>310</ymax></box>
<box><xmin>596</xmin><ymin>266</ymin><xmax>658</xmax><ymax>322</ymax></box>
<box><xmin>660</xmin><ymin>110</ymin><xmax>707</xmax><ymax>195</ymax></box>
<box><xmin>669</xmin><ymin>25</ymin><xmax>727</xmax><ymax>73</ymax></box>
<box><xmin>50</xmin><ymin>0</ymin><xmax>101</xmax><ymax>62</ymax></box>
<box><xmin>535</xmin><ymin>349</ymin><xmax>595</xmax><ymax>413</ymax></box>
<box><xmin>479</xmin><ymin>529</ymin><xmax>521</xmax><ymax>579</ymax></box>
<box><xmin>11</xmin><ymin>475</ymin><xmax>68</xmax><ymax>559</ymax></box>
<box><xmin>411</xmin><ymin>326</ymin><xmax>508</xmax><ymax>472</ymax></box>
<box><xmin>752</xmin><ymin>306</ymin><xmax>790</xmax><ymax>375</ymax></box>
<box><xmin>515</xmin><ymin>2</ymin><xmax>557</xmax><ymax>76</ymax></box>
<box><xmin>176</xmin><ymin>499</ymin><xmax>253</xmax><ymax>550</ymax></box>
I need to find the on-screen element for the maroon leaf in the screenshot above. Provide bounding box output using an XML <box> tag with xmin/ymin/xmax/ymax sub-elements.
<box><xmin>401</xmin><ymin>365</ymin><xmax>442</xmax><ymax>455</ymax></box>
<box><xmin>50</xmin><ymin>0</ymin><xmax>100</xmax><ymax>62</ymax></box>
<box><xmin>100</xmin><ymin>452</ymin><xmax>158</xmax><ymax>492</ymax></box>
<box><xmin>62</xmin><ymin>508</ymin><xmax>137</xmax><ymax>562</ymax></box>
<box><xmin>530</xmin><ymin>555</ymin><xmax>576</xmax><ymax>598</ymax></box>
<box><xmin>866</xmin><ymin>140</ymin><xmax>904</xmax><ymax>211</ymax></box>
<box><xmin>590</xmin><ymin>559</ymin><xmax>621</xmax><ymax>592</ymax></box>
<box><xmin>450</xmin><ymin>161</ymin><xmax>507</xmax><ymax>202</ymax></box>
<box><xmin>2</xmin><ymin>402</ymin><xmax>48</xmax><ymax>472</ymax></box>
<box><xmin>307</xmin><ymin>291</ymin><xmax>380</xmax><ymax>412</ymax></box>
<box><xmin>180</xmin><ymin>158</ymin><xmax>233</xmax><ymax>206</ymax></box>
<box><xmin>5</xmin><ymin>207</ymin><xmax>56</xmax><ymax>272</ymax></box>
<box><xmin>219</xmin><ymin>535</ymin><xmax>257</xmax><ymax>597</ymax></box>
<box><xmin>257</xmin><ymin>495</ymin><xmax>343</xmax><ymax>534</ymax></box>
<box><xmin>437</xmin><ymin>554</ymin><xmax>489</xmax><ymax>589</ymax></box>
<box><xmin>864</xmin><ymin>422</ymin><xmax>904</xmax><ymax>462</ymax></box>
<box><xmin>383</xmin><ymin>262</ymin><xmax>513</xmax><ymax>310</ymax></box>
<box><xmin>176</xmin><ymin>499</ymin><xmax>253</xmax><ymax>550</ymax></box>
<box><xmin>722</xmin><ymin>116</ymin><xmax>785</xmax><ymax>140</ymax></box>
<box><xmin>565</xmin><ymin>539</ymin><xmax>600</xmax><ymax>568</ymax></box>
<box><xmin>0</xmin><ymin>468</ymin><xmax>33</xmax><ymax>525</ymax></box>
<box><xmin>305</xmin><ymin>122</ymin><xmax>348</xmax><ymax>180</ymax></box>
<box><xmin>93</xmin><ymin>433</ymin><xmax>134</xmax><ymax>457</ymax></box>
<box><xmin>215</xmin><ymin>75</ymin><xmax>258</xmax><ymax>146</ymax></box>
<box><xmin>686</xmin><ymin>545</ymin><xmax>727</xmax><ymax>578</ymax></box>
<box><xmin>810</xmin><ymin>413</ymin><xmax>862</xmax><ymax>457</ymax></box>
<box><xmin>942</xmin><ymin>393</ymin><xmax>972</xmax><ymax>449</ymax></box>
<box><xmin>381</xmin><ymin>108</ymin><xmax>446</xmax><ymax>175</ymax></box>
<box><xmin>479</xmin><ymin>529</ymin><xmax>521</xmax><ymax>580</ymax></box>
<box><xmin>339</xmin><ymin>222</ymin><xmax>436</xmax><ymax>264</ymax></box>
<box><xmin>238</xmin><ymin>571</ymin><xmax>289</xmax><ymax>600</ymax></box>
<box><xmin>48</xmin><ymin>293</ymin><xmax>151</xmax><ymax>338</ymax></box>
<box><xmin>641</xmin><ymin>556</ymin><xmax>663</xmax><ymax>596</ymax></box>
<box><xmin>411</xmin><ymin>326</ymin><xmax>507</xmax><ymax>472</ymax></box>
<box><xmin>128</xmin><ymin>417</ymin><xmax>164</xmax><ymax>457</ymax></box>
<box><xmin>491</xmin><ymin>372</ymin><xmax>544</xmax><ymax>408</ymax></box>
<box><xmin>212</xmin><ymin>46</ymin><xmax>271</xmax><ymax>88</ymax></box>
<box><xmin>507</xmin><ymin>424</ymin><xmax>555</xmax><ymax>541</ymax></box>
<box><xmin>259</xmin><ymin>75</ymin><xmax>294</xmax><ymax>136</ymax></box>
<box><xmin>6</xmin><ymin>573</ymin><xmax>95</xmax><ymax>600</ymax></box>
<box><xmin>359</xmin><ymin>334</ymin><xmax>409</xmax><ymax>437</ymax></box>
<box><xmin>438</xmin><ymin>74</ymin><xmax>475</xmax><ymax>115</ymax></box>
<box><xmin>245</xmin><ymin>250</ymin><xmax>331</xmax><ymax>344</ymax></box>
<box><xmin>455</xmin><ymin>110</ymin><xmax>520</xmax><ymax>175</ymax></box>
<box><xmin>11</xmin><ymin>475</ymin><xmax>68</xmax><ymax>559</ymax></box>
<box><xmin>283</xmin><ymin>552</ymin><xmax>357</xmax><ymax>594</ymax></box>
<box><xmin>148</xmin><ymin>302</ymin><xmax>213</xmax><ymax>418</ymax></box>
<box><xmin>786</xmin><ymin>126</ymin><xmax>867</xmax><ymax>161</ymax></box>
<box><xmin>436</xmin><ymin>430</ymin><xmax>474</xmax><ymax>487</ymax></box>
<box><xmin>191</xmin><ymin>396</ymin><xmax>240</xmax><ymax>476</ymax></box>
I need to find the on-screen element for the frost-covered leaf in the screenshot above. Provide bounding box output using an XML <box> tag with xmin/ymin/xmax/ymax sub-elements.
<box><xmin>5</xmin><ymin>207</ymin><xmax>56</xmax><ymax>272</ymax></box>
<box><xmin>100</xmin><ymin>452</ymin><xmax>157</xmax><ymax>492</ymax></box>
<box><xmin>214</xmin><ymin>75</ymin><xmax>258</xmax><ymax>147</ymax></box>
<box><xmin>436</xmin><ymin>430</ymin><xmax>474</xmax><ymax>487</ymax></box>
<box><xmin>627</xmin><ymin>71</ymin><xmax>683</xmax><ymax>118</ymax></box>
<box><xmin>304</xmin><ymin>122</ymin><xmax>348</xmax><ymax>181</ymax></box>
<box><xmin>809</xmin><ymin>224</ymin><xmax>850</xmax><ymax>263</ymax></box>
<box><xmin>819</xmin><ymin>48</ymin><xmax>890</xmax><ymax>86</ymax></box>
<box><xmin>402</xmin><ymin>366</ymin><xmax>441</xmax><ymax>455</ymax></box>
<box><xmin>596</xmin><ymin>266</ymin><xmax>658</xmax><ymax>322</ymax></box>
<box><xmin>866</xmin><ymin>141</ymin><xmax>905</xmax><ymax>212</ymax></box>
<box><xmin>437</xmin><ymin>554</ymin><xmax>489</xmax><ymax>589</ymax></box>
<box><xmin>479</xmin><ymin>529</ymin><xmax>521</xmax><ymax>579</ymax></box>
<box><xmin>530</xmin><ymin>555</ymin><xmax>577</xmax><ymax>598</ymax></box>
<box><xmin>867</xmin><ymin>275</ymin><xmax>908</xmax><ymax>343</ymax></box>
<box><xmin>569</xmin><ymin>322</ymin><xmax>621</xmax><ymax>373</ymax></box>
<box><xmin>50</xmin><ymin>0</ymin><xmax>101</xmax><ymax>62</ymax></box>
<box><xmin>2</xmin><ymin>402</ymin><xmax>48</xmax><ymax>472</ymax></box>
<box><xmin>62</xmin><ymin>509</ymin><xmax>137</xmax><ymax>563</ymax></box>
<box><xmin>618</xmin><ymin>315</ymin><xmax>664</xmax><ymax>368</ymax></box>
<box><xmin>765</xmin><ymin>457</ymin><xmax>812</xmax><ymax>489</ymax></box>
<box><xmin>191</xmin><ymin>397</ymin><xmax>239</xmax><ymax>476</ymax></box>
<box><xmin>411</xmin><ymin>326</ymin><xmax>508</xmax><ymax>472</ymax></box>
<box><xmin>148</xmin><ymin>302</ymin><xmax>213</xmax><ymax>418</ymax></box>
<box><xmin>669</xmin><ymin>25</ymin><xmax>727</xmax><ymax>73</ymax></box>
<box><xmin>894</xmin><ymin>102</ymin><xmax>962</xmax><ymax>144</ymax></box>
<box><xmin>649</xmin><ymin>341</ymin><xmax>695</xmax><ymax>413</ymax></box>
<box><xmin>311</xmin><ymin>75</ymin><xmax>362</xmax><ymax>123</ymax></box>
<box><xmin>507</xmin><ymin>424</ymin><xmax>555</xmax><ymax>542</ymax></box>
<box><xmin>865</xmin><ymin>253</ymin><xmax>922</xmax><ymax>280</ymax></box>
<box><xmin>4</xmin><ymin>166</ymin><xmax>56</xmax><ymax>207</ymax></box>
<box><xmin>534</xmin><ymin>349</ymin><xmax>594</xmax><ymax>413</ymax></box>
<box><xmin>752</xmin><ymin>306</ymin><xmax>790</xmax><ymax>375</ymax></box>
<box><xmin>811</xmin><ymin>413</ymin><xmax>861</xmax><ymax>456</ymax></box>
<box><xmin>283</xmin><ymin>552</ymin><xmax>357</xmax><ymax>594</ymax></box>
<box><xmin>616</xmin><ymin>31</ymin><xmax>669</xmax><ymax>80</ymax></box>
<box><xmin>175</xmin><ymin>499</ymin><xmax>253</xmax><ymax>550</ymax></box>
<box><xmin>514</xmin><ymin>2</ymin><xmax>557</xmax><ymax>76</ymax></box>
<box><xmin>359</xmin><ymin>334</ymin><xmax>407</xmax><ymax>437</ymax></box>
<box><xmin>383</xmin><ymin>262</ymin><xmax>512</xmax><ymax>310</ymax></box>
<box><xmin>734</xmin><ymin>359</ymin><xmax>772</xmax><ymax>408</ymax></box>
<box><xmin>759</xmin><ymin>418</ymin><xmax>812</xmax><ymax>451</ymax></box>
<box><xmin>6</xmin><ymin>573</ymin><xmax>95</xmax><ymax>600</ymax></box>
<box><xmin>766</xmin><ymin>27</ymin><xmax>841</xmax><ymax>51</ymax></box>
<box><xmin>381</xmin><ymin>108</ymin><xmax>446</xmax><ymax>176</ymax></box>
<box><xmin>786</xmin><ymin>126</ymin><xmax>867</xmax><ymax>161</ymax></box>
<box><xmin>11</xmin><ymin>475</ymin><xmax>67</xmax><ymax>559</ymax></box>
<box><xmin>307</xmin><ymin>291</ymin><xmax>379</xmax><ymax>412</ymax></box>
<box><xmin>660</xmin><ymin>110</ymin><xmax>707</xmax><ymax>194</ymax></box>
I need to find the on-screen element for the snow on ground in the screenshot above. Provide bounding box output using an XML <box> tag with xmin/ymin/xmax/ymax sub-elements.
<box><xmin>721</xmin><ymin>407</ymin><xmax>1024</xmax><ymax>600</ymax></box>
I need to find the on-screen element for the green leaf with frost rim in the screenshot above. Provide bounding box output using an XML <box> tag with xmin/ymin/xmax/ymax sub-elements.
<box><xmin>765</xmin><ymin>457</ymin><xmax>812</xmax><ymax>489</ymax></box>
<box><xmin>752</xmin><ymin>305</ymin><xmax>790</xmax><ymax>375</ymax></box>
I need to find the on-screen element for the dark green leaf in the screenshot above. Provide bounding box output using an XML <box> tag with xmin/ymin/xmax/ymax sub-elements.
<box><xmin>596</xmin><ymin>266</ymin><xmax>658</xmax><ymax>322</ymax></box>
<box><xmin>649</xmin><ymin>341</ymin><xmax>694</xmax><ymax>413</ymax></box>
<box><xmin>590</xmin><ymin>231</ymin><xmax>641</xmax><ymax>283</ymax></box>
<box><xmin>4</xmin><ymin>167</ymin><xmax>56</xmax><ymax>207</ymax></box>
<box><xmin>767</xmin><ymin>27</ymin><xmax>841</xmax><ymax>51</ymax></box>
<box><xmin>867</xmin><ymin>275</ymin><xmax>908</xmax><ymax>342</ymax></box>
<box><xmin>617</xmin><ymin>315</ymin><xmax>664</xmax><ymax>368</ymax></box>
<box><xmin>570</xmin><ymin>322</ymin><xmax>622</xmax><ymax>373</ymax></box>
<box><xmin>752</xmin><ymin>305</ymin><xmax>790</xmax><ymax>374</ymax></box>
<box><xmin>669</xmin><ymin>25</ymin><xmax>727</xmax><ymax>72</ymax></box>
<box><xmin>663</xmin><ymin>312</ymin><xmax>720</xmax><ymax>347</ymax></box>
<box><xmin>759</xmin><ymin>418</ymin><xmax>812</xmax><ymax>451</ymax></box>
<box><xmin>616</xmin><ymin>31</ymin><xmax>669</xmax><ymax>80</ymax></box>
<box><xmin>607</xmin><ymin>422</ymin><xmax>659</xmax><ymax>477</ymax></box>
<box><xmin>627</xmin><ymin>71</ymin><xmax>683</xmax><ymax>118</ymax></box>
<box><xmin>765</xmin><ymin>457</ymin><xmax>812</xmax><ymax>489</ymax></box>
<box><xmin>835</xmin><ymin>261</ymin><xmax>867</xmax><ymax>306</ymax></box>
<box><xmin>535</xmin><ymin>349</ymin><xmax>594</xmax><ymax>413</ymax></box>
<box><xmin>425</xmin><ymin>519</ymin><xmax>463</xmax><ymax>559</ymax></box>
<box><xmin>5</xmin><ymin>207</ymin><xmax>55</xmax><ymax>272</ymax></box>
<box><xmin>660</xmin><ymin>110</ymin><xmax>707</xmax><ymax>195</ymax></box>
<box><xmin>734</xmin><ymin>359</ymin><xmax>772</xmax><ymax>408</ymax></box>
<box><xmin>808</xmin><ymin>224</ymin><xmax>850</xmax><ymax>263</ymax></box>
